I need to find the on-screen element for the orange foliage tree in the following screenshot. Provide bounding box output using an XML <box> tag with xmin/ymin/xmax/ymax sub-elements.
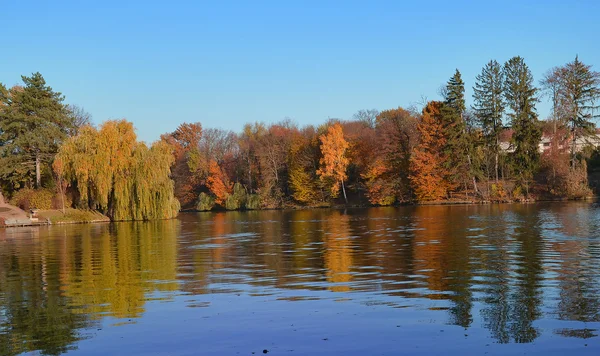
<box><xmin>362</xmin><ymin>157</ymin><xmax>396</xmax><ymax>205</ymax></box>
<box><xmin>161</xmin><ymin>122</ymin><xmax>203</xmax><ymax>209</ymax></box>
<box><xmin>317</xmin><ymin>123</ymin><xmax>350</xmax><ymax>203</ymax></box>
<box><xmin>361</xmin><ymin>108</ymin><xmax>419</xmax><ymax>205</ymax></box>
<box><xmin>409</xmin><ymin>101</ymin><xmax>451</xmax><ymax>201</ymax></box>
<box><xmin>206</xmin><ymin>160</ymin><xmax>232</xmax><ymax>205</ymax></box>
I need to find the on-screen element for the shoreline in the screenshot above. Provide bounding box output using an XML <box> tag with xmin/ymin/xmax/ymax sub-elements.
<box><xmin>186</xmin><ymin>195</ymin><xmax>599</xmax><ymax>213</ymax></box>
<box><xmin>2</xmin><ymin>196</ymin><xmax>597</xmax><ymax>229</ymax></box>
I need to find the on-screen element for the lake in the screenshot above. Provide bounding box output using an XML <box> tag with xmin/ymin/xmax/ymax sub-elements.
<box><xmin>1</xmin><ymin>203</ymin><xmax>600</xmax><ymax>355</ymax></box>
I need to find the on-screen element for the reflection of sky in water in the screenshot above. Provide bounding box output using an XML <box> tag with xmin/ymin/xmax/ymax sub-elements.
<box><xmin>1</xmin><ymin>203</ymin><xmax>600</xmax><ymax>355</ymax></box>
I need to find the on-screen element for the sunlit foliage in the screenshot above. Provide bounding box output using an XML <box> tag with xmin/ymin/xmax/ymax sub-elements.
<box><xmin>317</xmin><ymin>123</ymin><xmax>350</xmax><ymax>202</ymax></box>
<box><xmin>409</xmin><ymin>101</ymin><xmax>451</xmax><ymax>201</ymax></box>
<box><xmin>53</xmin><ymin>120</ymin><xmax>180</xmax><ymax>220</ymax></box>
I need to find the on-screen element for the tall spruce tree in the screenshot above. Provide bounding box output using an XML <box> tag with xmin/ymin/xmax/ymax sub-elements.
<box><xmin>560</xmin><ymin>56</ymin><xmax>600</xmax><ymax>167</ymax></box>
<box><xmin>442</xmin><ymin>69</ymin><xmax>476</xmax><ymax>194</ymax></box>
<box><xmin>472</xmin><ymin>60</ymin><xmax>505</xmax><ymax>183</ymax></box>
<box><xmin>0</xmin><ymin>73</ymin><xmax>74</xmax><ymax>189</ymax></box>
<box><xmin>503</xmin><ymin>56</ymin><xmax>541</xmax><ymax>196</ymax></box>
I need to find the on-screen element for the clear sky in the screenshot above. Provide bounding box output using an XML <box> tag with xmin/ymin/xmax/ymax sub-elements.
<box><xmin>1</xmin><ymin>0</ymin><xmax>599</xmax><ymax>143</ymax></box>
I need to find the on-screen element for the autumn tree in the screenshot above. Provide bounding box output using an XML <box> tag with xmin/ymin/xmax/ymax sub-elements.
<box><xmin>288</xmin><ymin>126</ymin><xmax>323</xmax><ymax>205</ymax></box>
<box><xmin>339</xmin><ymin>119</ymin><xmax>377</xmax><ymax>204</ymax></box>
<box><xmin>206</xmin><ymin>159</ymin><xmax>232</xmax><ymax>205</ymax></box>
<box><xmin>256</xmin><ymin>121</ymin><xmax>298</xmax><ymax>206</ymax></box>
<box><xmin>359</xmin><ymin>108</ymin><xmax>418</xmax><ymax>204</ymax></box>
<box><xmin>54</xmin><ymin>120</ymin><xmax>180</xmax><ymax>220</ymax></box>
<box><xmin>473</xmin><ymin>60</ymin><xmax>505</xmax><ymax>183</ymax></box>
<box><xmin>65</xmin><ymin>104</ymin><xmax>92</xmax><ymax>135</ymax></box>
<box><xmin>504</xmin><ymin>56</ymin><xmax>541</xmax><ymax>196</ymax></box>
<box><xmin>161</xmin><ymin>122</ymin><xmax>203</xmax><ymax>208</ymax></box>
<box><xmin>352</xmin><ymin>109</ymin><xmax>379</xmax><ymax>129</ymax></box>
<box><xmin>409</xmin><ymin>101</ymin><xmax>451</xmax><ymax>201</ymax></box>
<box><xmin>0</xmin><ymin>73</ymin><xmax>74</xmax><ymax>189</ymax></box>
<box><xmin>538</xmin><ymin>57</ymin><xmax>600</xmax><ymax>198</ymax></box>
<box><xmin>378</xmin><ymin>108</ymin><xmax>420</xmax><ymax>194</ymax></box>
<box><xmin>238</xmin><ymin>122</ymin><xmax>265</xmax><ymax>193</ymax></box>
<box><xmin>188</xmin><ymin>127</ymin><xmax>238</xmax><ymax>179</ymax></box>
<box><xmin>317</xmin><ymin>123</ymin><xmax>350</xmax><ymax>203</ymax></box>
<box><xmin>361</xmin><ymin>156</ymin><xmax>396</xmax><ymax>205</ymax></box>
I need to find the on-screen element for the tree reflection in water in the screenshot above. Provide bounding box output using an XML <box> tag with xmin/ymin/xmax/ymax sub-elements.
<box><xmin>1</xmin><ymin>203</ymin><xmax>600</xmax><ymax>354</ymax></box>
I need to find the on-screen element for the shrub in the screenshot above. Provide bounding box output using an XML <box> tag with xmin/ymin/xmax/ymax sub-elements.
<box><xmin>245</xmin><ymin>194</ymin><xmax>261</xmax><ymax>210</ymax></box>
<box><xmin>512</xmin><ymin>186</ymin><xmax>524</xmax><ymax>201</ymax></box>
<box><xmin>225</xmin><ymin>183</ymin><xmax>247</xmax><ymax>210</ymax></box>
<box><xmin>490</xmin><ymin>183</ymin><xmax>507</xmax><ymax>201</ymax></box>
<box><xmin>10</xmin><ymin>188</ymin><xmax>54</xmax><ymax>210</ymax></box>
<box><xmin>196</xmin><ymin>192</ymin><xmax>215</xmax><ymax>211</ymax></box>
<box><xmin>565</xmin><ymin>163</ymin><xmax>593</xmax><ymax>199</ymax></box>
<box><xmin>225</xmin><ymin>195</ymin><xmax>241</xmax><ymax>210</ymax></box>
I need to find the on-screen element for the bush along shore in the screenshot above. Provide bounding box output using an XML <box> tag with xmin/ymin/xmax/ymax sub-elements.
<box><xmin>2</xmin><ymin>56</ymin><xmax>600</xmax><ymax>217</ymax></box>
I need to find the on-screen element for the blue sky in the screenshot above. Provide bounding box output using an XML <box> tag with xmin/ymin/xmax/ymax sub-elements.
<box><xmin>1</xmin><ymin>0</ymin><xmax>599</xmax><ymax>143</ymax></box>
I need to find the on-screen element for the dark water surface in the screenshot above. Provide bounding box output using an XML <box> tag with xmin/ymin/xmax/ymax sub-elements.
<box><xmin>2</xmin><ymin>204</ymin><xmax>600</xmax><ymax>355</ymax></box>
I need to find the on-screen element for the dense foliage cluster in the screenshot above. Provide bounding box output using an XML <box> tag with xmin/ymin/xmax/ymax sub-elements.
<box><xmin>159</xmin><ymin>56</ymin><xmax>600</xmax><ymax>207</ymax></box>
<box><xmin>2</xmin><ymin>56</ymin><xmax>600</xmax><ymax>216</ymax></box>
<box><xmin>54</xmin><ymin>120</ymin><xmax>180</xmax><ymax>220</ymax></box>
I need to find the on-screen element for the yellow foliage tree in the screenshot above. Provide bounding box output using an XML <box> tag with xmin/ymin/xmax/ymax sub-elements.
<box><xmin>53</xmin><ymin>120</ymin><xmax>180</xmax><ymax>221</ymax></box>
<box><xmin>317</xmin><ymin>123</ymin><xmax>350</xmax><ymax>203</ymax></box>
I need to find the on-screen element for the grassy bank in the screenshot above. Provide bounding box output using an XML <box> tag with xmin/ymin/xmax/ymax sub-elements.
<box><xmin>37</xmin><ymin>209</ymin><xmax>110</xmax><ymax>224</ymax></box>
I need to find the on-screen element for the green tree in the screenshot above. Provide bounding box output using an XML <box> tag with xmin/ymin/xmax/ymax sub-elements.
<box><xmin>442</xmin><ymin>69</ymin><xmax>478</xmax><ymax>195</ymax></box>
<box><xmin>559</xmin><ymin>56</ymin><xmax>600</xmax><ymax>167</ymax></box>
<box><xmin>504</xmin><ymin>56</ymin><xmax>541</xmax><ymax>196</ymax></box>
<box><xmin>473</xmin><ymin>60</ymin><xmax>505</xmax><ymax>183</ymax></box>
<box><xmin>0</xmin><ymin>73</ymin><xmax>74</xmax><ymax>189</ymax></box>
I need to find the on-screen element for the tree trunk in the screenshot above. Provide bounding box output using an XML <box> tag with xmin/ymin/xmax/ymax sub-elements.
<box><xmin>571</xmin><ymin>123</ymin><xmax>577</xmax><ymax>169</ymax></box>
<box><xmin>61</xmin><ymin>184</ymin><xmax>66</xmax><ymax>214</ymax></box>
<box><xmin>35</xmin><ymin>154</ymin><xmax>41</xmax><ymax>189</ymax></box>
<box><xmin>248</xmin><ymin>159</ymin><xmax>252</xmax><ymax>193</ymax></box>
<box><xmin>466</xmin><ymin>152</ymin><xmax>478</xmax><ymax>195</ymax></box>
<box><xmin>495</xmin><ymin>136</ymin><xmax>499</xmax><ymax>183</ymax></box>
<box><xmin>341</xmin><ymin>180</ymin><xmax>348</xmax><ymax>204</ymax></box>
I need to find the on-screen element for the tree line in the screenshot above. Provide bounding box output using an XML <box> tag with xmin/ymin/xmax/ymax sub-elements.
<box><xmin>0</xmin><ymin>73</ymin><xmax>178</xmax><ymax>220</ymax></box>
<box><xmin>1</xmin><ymin>56</ymin><xmax>600</xmax><ymax>219</ymax></box>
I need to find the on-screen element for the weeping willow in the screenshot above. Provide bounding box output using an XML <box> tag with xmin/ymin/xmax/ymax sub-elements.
<box><xmin>54</xmin><ymin>120</ymin><xmax>180</xmax><ymax>221</ymax></box>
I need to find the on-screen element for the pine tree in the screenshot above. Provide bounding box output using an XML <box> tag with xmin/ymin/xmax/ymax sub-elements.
<box><xmin>560</xmin><ymin>56</ymin><xmax>600</xmax><ymax>167</ymax></box>
<box><xmin>441</xmin><ymin>69</ymin><xmax>477</xmax><ymax>195</ymax></box>
<box><xmin>0</xmin><ymin>73</ymin><xmax>73</xmax><ymax>188</ymax></box>
<box><xmin>504</xmin><ymin>56</ymin><xmax>541</xmax><ymax>196</ymax></box>
<box><xmin>472</xmin><ymin>60</ymin><xmax>505</xmax><ymax>183</ymax></box>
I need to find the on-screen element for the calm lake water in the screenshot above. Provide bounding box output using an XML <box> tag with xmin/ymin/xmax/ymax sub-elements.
<box><xmin>2</xmin><ymin>204</ymin><xmax>600</xmax><ymax>355</ymax></box>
